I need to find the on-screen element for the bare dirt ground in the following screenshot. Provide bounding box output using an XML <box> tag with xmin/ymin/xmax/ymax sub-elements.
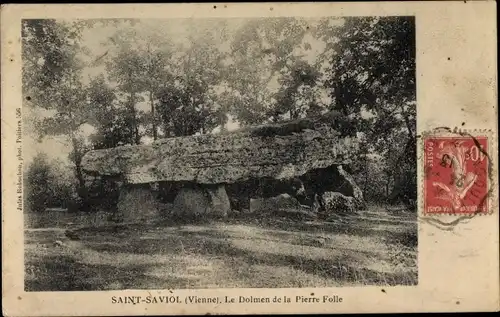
<box><xmin>24</xmin><ymin>206</ymin><xmax>417</xmax><ymax>291</ymax></box>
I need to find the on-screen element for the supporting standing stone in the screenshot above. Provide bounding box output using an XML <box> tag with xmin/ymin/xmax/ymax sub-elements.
<box><xmin>172</xmin><ymin>186</ymin><xmax>210</xmax><ymax>220</ymax></box>
<box><xmin>299</xmin><ymin>164</ymin><xmax>366</xmax><ymax>210</ymax></box>
<box><xmin>171</xmin><ymin>184</ymin><xmax>230</xmax><ymax>221</ymax></box>
<box><xmin>316</xmin><ymin>191</ymin><xmax>356</xmax><ymax>217</ymax></box>
<box><xmin>336</xmin><ymin>165</ymin><xmax>366</xmax><ymax>209</ymax></box>
<box><xmin>117</xmin><ymin>184</ymin><xmax>160</xmax><ymax>223</ymax></box>
<box><xmin>205</xmin><ymin>185</ymin><xmax>230</xmax><ymax>218</ymax></box>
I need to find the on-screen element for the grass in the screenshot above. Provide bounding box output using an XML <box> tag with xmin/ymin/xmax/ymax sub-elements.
<box><xmin>24</xmin><ymin>205</ymin><xmax>417</xmax><ymax>291</ymax></box>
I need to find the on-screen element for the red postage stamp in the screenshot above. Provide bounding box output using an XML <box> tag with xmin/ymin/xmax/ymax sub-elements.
<box><xmin>424</xmin><ymin>134</ymin><xmax>490</xmax><ymax>215</ymax></box>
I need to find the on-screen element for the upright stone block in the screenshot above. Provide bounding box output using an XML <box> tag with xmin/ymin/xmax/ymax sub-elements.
<box><xmin>117</xmin><ymin>184</ymin><xmax>160</xmax><ymax>223</ymax></box>
<box><xmin>336</xmin><ymin>165</ymin><xmax>366</xmax><ymax>210</ymax></box>
<box><xmin>172</xmin><ymin>187</ymin><xmax>210</xmax><ymax>220</ymax></box>
<box><xmin>205</xmin><ymin>185</ymin><xmax>230</xmax><ymax>218</ymax></box>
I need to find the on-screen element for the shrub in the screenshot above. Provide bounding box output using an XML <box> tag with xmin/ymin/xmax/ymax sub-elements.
<box><xmin>25</xmin><ymin>153</ymin><xmax>77</xmax><ymax>213</ymax></box>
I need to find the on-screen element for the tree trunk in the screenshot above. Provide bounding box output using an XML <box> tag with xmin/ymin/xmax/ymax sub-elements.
<box><xmin>163</xmin><ymin>122</ymin><xmax>171</xmax><ymax>138</ymax></box>
<box><xmin>388</xmin><ymin>133</ymin><xmax>416</xmax><ymax>204</ymax></box>
<box><xmin>75</xmin><ymin>161</ymin><xmax>85</xmax><ymax>190</ymax></box>
<box><xmin>363</xmin><ymin>157</ymin><xmax>368</xmax><ymax>195</ymax></box>
<box><xmin>200</xmin><ymin>103</ymin><xmax>206</xmax><ymax>135</ymax></box>
<box><xmin>70</xmin><ymin>136</ymin><xmax>88</xmax><ymax>210</ymax></box>
<box><xmin>130</xmin><ymin>91</ymin><xmax>140</xmax><ymax>145</ymax></box>
<box><xmin>385</xmin><ymin>173</ymin><xmax>391</xmax><ymax>198</ymax></box>
<box><xmin>149</xmin><ymin>90</ymin><xmax>157</xmax><ymax>140</ymax></box>
<box><xmin>70</xmin><ymin>137</ymin><xmax>84</xmax><ymax>188</ymax></box>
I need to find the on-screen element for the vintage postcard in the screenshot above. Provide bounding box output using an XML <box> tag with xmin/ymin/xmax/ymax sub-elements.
<box><xmin>1</xmin><ymin>1</ymin><xmax>498</xmax><ymax>315</ymax></box>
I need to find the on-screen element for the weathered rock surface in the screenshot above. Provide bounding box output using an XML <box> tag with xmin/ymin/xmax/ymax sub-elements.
<box><xmin>172</xmin><ymin>185</ymin><xmax>230</xmax><ymax>220</ymax></box>
<box><xmin>316</xmin><ymin>192</ymin><xmax>356</xmax><ymax>216</ymax></box>
<box><xmin>205</xmin><ymin>185</ymin><xmax>231</xmax><ymax>218</ymax></box>
<box><xmin>336</xmin><ymin>166</ymin><xmax>366</xmax><ymax>209</ymax></box>
<box><xmin>299</xmin><ymin>165</ymin><xmax>365</xmax><ymax>209</ymax></box>
<box><xmin>81</xmin><ymin>111</ymin><xmax>359</xmax><ymax>184</ymax></box>
<box><xmin>117</xmin><ymin>185</ymin><xmax>160</xmax><ymax>223</ymax></box>
<box><xmin>172</xmin><ymin>187</ymin><xmax>210</xmax><ymax>220</ymax></box>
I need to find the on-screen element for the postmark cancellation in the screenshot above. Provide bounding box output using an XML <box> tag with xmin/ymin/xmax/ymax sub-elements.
<box><xmin>422</xmin><ymin>129</ymin><xmax>495</xmax><ymax>216</ymax></box>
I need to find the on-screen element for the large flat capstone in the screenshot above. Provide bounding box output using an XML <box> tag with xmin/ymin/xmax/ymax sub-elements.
<box><xmin>81</xmin><ymin>112</ymin><xmax>359</xmax><ymax>184</ymax></box>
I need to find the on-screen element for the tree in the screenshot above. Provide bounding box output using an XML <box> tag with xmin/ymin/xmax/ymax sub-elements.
<box><xmin>142</xmin><ymin>41</ymin><xmax>173</xmax><ymax>140</ymax></box>
<box><xmin>22</xmin><ymin>19</ymin><xmax>110</xmax><ymax>200</ymax></box>
<box><xmin>22</xmin><ymin>19</ymin><xmax>125</xmax><ymax>102</ymax></box>
<box><xmin>25</xmin><ymin>153</ymin><xmax>53</xmax><ymax>213</ymax></box>
<box><xmin>25</xmin><ymin>154</ymin><xmax>75</xmax><ymax>212</ymax></box>
<box><xmin>86</xmin><ymin>75</ymin><xmax>136</xmax><ymax>149</ymax></box>
<box><xmin>271</xmin><ymin>60</ymin><xmax>321</xmax><ymax>121</ymax></box>
<box><xmin>319</xmin><ymin>16</ymin><xmax>416</xmax><ymax>136</ymax></box>
<box><xmin>104</xmin><ymin>24</ymin><xmax>174</xmax><ymax>140</ymax></box>
<box><xmin>156</xmin><ymin>77</ymin><xmax>227</xmax><ymax>137</ymax></box>
<box><xmin>317</xmin><ymin>16</ymin><xmax>416</xmax><ymax>204</ymax></box>
<box><xmin>22</xmin><ymin>20</ymin><xmax>79</xmax><ymax>99</ymax></box>
<box><xmin>156</xmin><ymin>20</ymin><xmax>229</xmax><ymax>137</ymax></box>
<box><xmin>225</xmin><ymin>17</ymin><xmax>317</xmax><ymax>125</ymax></box>
<box><xmin>105</xmin><ymin>49</ymin><xmax>146</xmax><ymax>144</ymax></box>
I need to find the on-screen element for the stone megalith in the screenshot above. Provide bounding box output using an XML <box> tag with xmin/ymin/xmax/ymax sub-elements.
<box><xmin>226</xmin><ymin>177</ymin><xmax>309</xmax><ymax>212</ymax></box>
<box><xmin>80</xmin><ymin>111</ymin><xmax>365</xmax><ymax>221</ymax></box>
<box><xmin>116</xmin><ymin>184</ymin><xmax>160</xmax><ymax>223</ymax></box>
<box><xmin>172</xmin><ymin>184</ymin><xmax>230</xmax><ymax>221</ymax></box>
<box><xmin>172</xmin><ymin>187</ymin><xmax>211</xmax><ymax>220</ymax></box>
<box><xmin>336</xmin><ymin>165</ymin><xmax>366</xmax><ymax>209</ymax></box>
<box><xmin>298</xmin><ymin>164</ymin><xmax>366</xmax><ymax>210</ymax></box>
<box><xmin>316</xmin><ymin>192</ymin><xmax>356</xmax><ymax>217</ymax></box>
<box><xmin>205</xmin><ymin>185</ymin><xmax>230</xmax><ymax>218</ymax></box>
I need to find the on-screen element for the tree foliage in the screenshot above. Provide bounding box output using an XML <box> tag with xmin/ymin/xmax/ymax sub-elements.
<box><xmin>156</xmin><ymin>21</ymin><xmax>229</xmax><ymax>136</ymax></box>
<box><xmin>23</xmin><ymin>17</ymin><xmax>417</xmax><ymax>209</ymax></box>
<box><xmin>318</xmin><ymin>16</ymin><xmax>416</xmax><ymax>202</ymax></box>
<box><xmin>224</xmin><ymin>18</ymin><xmax>320</xmax><ymax>125</ymax></box>
<box><xmin>23</xmin><ymin>19</ymin><xmax>92</xmax><ymax>193</ymax></box>
<box><xmin>25</xmin><ymin>153</ymin><xmax>75</xmax><ymax>212</ymax></box>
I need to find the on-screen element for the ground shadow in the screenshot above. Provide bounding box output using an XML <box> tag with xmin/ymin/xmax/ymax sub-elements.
<box><xmin>24</xmin><ymin>254</ymin><xmax>192</xmax><ymax>292</ymax></box>
<box><xmin>26</xmin><ymin>213</ymin><xmax>418</xmax><ymax>290</ymax></box>
<box><xmin>253</xmin><ymin>217</ymin><xmax>418</xmax><ymax>243</ymax></box>
<box><xmin>82</xmin><ymin>226</ymin><xmax>417</xmax><ymax>287</ymax></box>
<box><xmin>384</xmin><ymin>229</ymin><xmax>418</xmax><ymax>248</ymax></box>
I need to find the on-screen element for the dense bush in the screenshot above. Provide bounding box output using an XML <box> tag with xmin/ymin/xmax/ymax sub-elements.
<box><xmin>25</xmin><ymin>153</ymin><xmax>76</xmax><ymax>213</ymax></box>
<box><xmin>25</xmin><ymin>153</ymin><xmax>122</xmax><ymax>213</ymax></box>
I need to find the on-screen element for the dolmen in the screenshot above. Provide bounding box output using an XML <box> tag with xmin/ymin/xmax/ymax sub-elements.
<box><xmin>81</xmin><ymin>111</ymin><xmax>366</xmax><ymax>222</ymax></box>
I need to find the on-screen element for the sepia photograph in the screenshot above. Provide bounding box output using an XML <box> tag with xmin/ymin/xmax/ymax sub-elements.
<box><xmin>2</xmin><ymin>2</ymin><xmax>498</xmax><ymax>316</ymax></box>
<box><xmin>21</xmin><ymin>15</ymin><xmax>418</xmax><ymax>292</ymax></box>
